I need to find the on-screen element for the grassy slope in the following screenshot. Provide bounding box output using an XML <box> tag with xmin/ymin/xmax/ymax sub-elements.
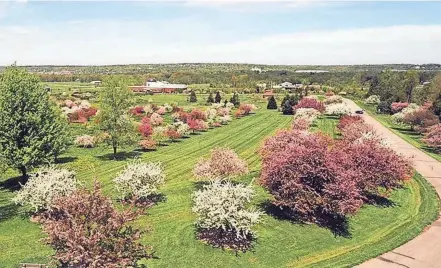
<box><xmin>0</xmin><ymin>109</ymin><xmax>439</xmax><ymax>268</ymax></box>
<box><xmin>355</xmin><ymin>100</ymin><xmax>441</xmax><ymax>162</ymax></box>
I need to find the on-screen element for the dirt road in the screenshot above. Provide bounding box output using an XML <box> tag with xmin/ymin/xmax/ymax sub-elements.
<box><xmin>343</xmin><ymin>99</ymin><xmax>441</xmax><ymax>268</ymax></box>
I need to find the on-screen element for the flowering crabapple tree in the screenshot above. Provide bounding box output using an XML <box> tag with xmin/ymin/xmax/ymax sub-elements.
<box><xmin>294</xmin><ymin>98</ymin><xmax>325</xmax><ymax>113</ymax></box>
<box><xmin>152</xmin><ymin>127</ymin><xmax>168</xmax><ymax>146</ymax></box>
<box><xmin>74</xmin><ymin>135</ymin><xmax>95</xmax><ymax>148</ymax></box>
<box><xmin>402</xmin><ymin>108</ymin><xmax>439</xmax><ymax>132</ymax></box>
<box><xmin>391</xmin><ymin>102</ymin><xmax>409</xmax><ymax>114</ymax></box>
<box><xmin>39</xmin><ymin>182</ymin><xmax>153</xmax><ymax>267</ymax></box>
<box><xmin>138</xmin><ymin>139</ymin><xmax>157</xmax><ymax>150</ymax></box>
<box><xmin>192</xmin><ymin>180</ymin><xmax>262</xmax><ymax>251</ymax></box>
<box><xmin>113</xmin><ymin>160</ymin><xmax>165</xmax><ymax>201</ymax></box>
<box><xmin>293</xmin><ymin>108</ymin><xmax>321</xmax><ymax>123</ymax></box>
<box><xmin>12</xmin><ymin>166</ymin><xmax>78</xmax><ymax>213</ymax></box>
<box><xmin>339</xmin><ymin>121</ymin><xmax>377</xmax><ymax>143</ymax></box>
<box><xmin>193</xmin><ymin>147</ymin><xmax>248</xmax><ymax>180</ymax></box>
<box><xmin>423</xmin><ymin>124</ymin><xmax>441</xmax><ymax>151</ymax></box>
<box><xmin>325</xmin><ymin>103</ymin><xmax>352</xmax><ymax>117</ymax></box>
<box><xmin>260</xmin><ymin>130</ymin><xmax>364</xmax><ymax>221</ymax></box>
<box><xmin>150</xmin><ymin>113</ymin><xmax>164</xmax><ymax>126</ymax></box>
<box><xmin>323</xmin><ymin>95</ymin><xmax>343</xmax><ymax>105</ymax></box>
<box><xmin>138</xmin><ymin>118</ymin><xmax>153</xmax><ymax>137</ymax></box>
<box><xmin>291</xmin><ymin>118</ymin><xmax>311</xmax><ymax>131</ymax></box>
<box><xmin>364</xmin><ymin>95</ymin><xmax>381</xmax><ymax>105</ymax></box>
<box><xmin>337</xmin><ymin>115</ymin><xmax>364</xmax><ymax>131</ymax></box>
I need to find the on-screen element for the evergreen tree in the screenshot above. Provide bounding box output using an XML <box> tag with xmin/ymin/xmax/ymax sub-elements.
<box><xmin>207</xmin><ymin>92</ymin><xmax>214</xmax><ymax>104</ymax></box>
<box><xmin>0</xmin><ymin>66</ymin><xmax>69</xmax><ymax>183</ymax></box>
<box><xmin>189</xmin><ymin>91</ymin><xmax>197</xmax><ymax>103</ymax></box>
<box><xmin>98</xmin><ymin>76</ymin><xmax>135</xmax><ymax>158</ymax></box>
<box><xmin>230</xmin><ymin>92</ymin><xmax>240</xmax><ymax>107</ymax></box>
<box><xmin>280</xmin><ymin>94</ymin><xmax>300</xmax><ymax>115</ymax></box>
<box><xmin>215</xmin><ymin>91</ymin><xmax>222</xmax><ymax>103</ymax></box>
<box><xmin>267</xmin><ymin>96</ymin><xmax>278</xmax><ymax>110</ymax></box>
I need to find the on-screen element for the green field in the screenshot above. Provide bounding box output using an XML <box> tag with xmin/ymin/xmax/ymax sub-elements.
<box><xmin>355</xmin><ymin>100</ymin><xmax>441</xmax><ymax>162</ymax></box>
<box><xmin>0</xmin><ymin>101</ymin><xmax>439</xmax><ymax>267</ymax></box>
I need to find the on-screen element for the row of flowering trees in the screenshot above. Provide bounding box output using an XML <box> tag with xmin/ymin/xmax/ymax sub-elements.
<box><xmin>74</xmin><ymin>101</ymin><xmax>257</xmax><ymax>150</ymax></box>
<box><xmin>260</xmin><ymin>114</ymin><xmax>413</xmax><ymax>222</ymax></box>
<box><xmin>365</xmin><ymin>95</ymin><xmax>441</xmax><ymax>152</ymax></box>
<box><xmin>60</xmin><ymin>99</ymin><xmax>98</xmax><ymax>123</ymax></box>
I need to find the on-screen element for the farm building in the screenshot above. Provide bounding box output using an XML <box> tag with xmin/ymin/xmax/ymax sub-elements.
<box><xmin>129</xmin><ymin>79</ymin><xmax>187</xmax><ymax>94</ymax></box>
<box><xmin>262</xmin><ymin>90</ymin><xmax>275</xmax><ymax>98</ymax></box>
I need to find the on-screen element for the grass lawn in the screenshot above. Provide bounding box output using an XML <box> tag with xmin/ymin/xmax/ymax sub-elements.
<box><xmin>354</xmin><ymin>100</ymin><xmax>441</xmax><ymax>162</ymax></box>
<box><xmin>0</xmin><ymin>107</ymin><xmax>439</xmax><ymax>267</ymax></box>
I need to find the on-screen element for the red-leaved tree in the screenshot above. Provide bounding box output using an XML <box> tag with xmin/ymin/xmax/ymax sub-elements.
<box><xmin>39</xmin><ymin>182</ymin><xmax>153</xmax><ymax>267</ymax></box>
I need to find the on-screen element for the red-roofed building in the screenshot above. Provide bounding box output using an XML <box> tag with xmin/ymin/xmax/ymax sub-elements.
<box><xmin>263</xmin><ymin>90</ymin><xmax>275</xmax><ymax>98</ymax></box>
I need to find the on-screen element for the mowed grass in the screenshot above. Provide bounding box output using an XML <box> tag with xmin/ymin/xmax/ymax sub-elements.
<box><xmin>0</xmin><ymin>109</ymin><xmax>439</xmax><ymax>268</ymax></box>
<box><xmin>354</xmin><ymin>100</ymin><xmax>441</xmax><ymax>162</ymax></box>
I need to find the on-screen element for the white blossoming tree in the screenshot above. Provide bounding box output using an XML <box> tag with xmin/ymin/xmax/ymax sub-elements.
<box><xmin>12</xmin><ymin>166</ymin><xmax>78</xmax><ymax>212</ymax></box>
<box><xmin>325</xmin><ymin>103</ymin><xmax>352</xmax><ymax>116</ymax></box>
<box><xmin>192</xmin><ymin>180</ymin><xmax>262</xmax><ymax>250</ymax></box>
<box><xmin>113</xmin><ymin>160</ymin><xmax>165</xmax><ymax>200</ymax></box>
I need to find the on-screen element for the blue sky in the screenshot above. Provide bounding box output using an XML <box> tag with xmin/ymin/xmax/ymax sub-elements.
<box><xmin>1</xmin><ymin>1</ymin><xmax>441</xmax><ymax>65</ymax></box>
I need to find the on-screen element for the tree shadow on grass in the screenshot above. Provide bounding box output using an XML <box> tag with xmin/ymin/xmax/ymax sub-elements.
<box><xmin>259</xmin><ymin>200</ymin><xmax>351</xmax><ymax>238</ymax></box>
<box><xmin>95</xmin><ymin>151</ymin><xmax>141</xmax><ymax>161</ymax></box>
<box><xmin>55</xmin><ymin>156</ymin><xmax>78</xmax><ymax>164</ymax></box>
<box><xmin>0</xmin><ymin>176</ymin><xmax>22</xmax><ymax>192</ymax></box>
<box><xmin>364</xmin><ymin>194</ymin><xmax>396</xmax><ymax>208</ymax></box>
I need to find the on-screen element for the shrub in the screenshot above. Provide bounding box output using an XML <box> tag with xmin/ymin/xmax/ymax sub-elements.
<box><xmin>74</xmin><ymin>135</ymin><xmax>95</xmax><ymax>148</ymax></box>
<box><xmin>230</xmin><ymin>92</ymin><xmax>240</xmax><ymax>107</ymax></box>
<box><xmin>206</xmin><ymin>108</ymin><xmax>217</xmax><ymax>120</ymax></box>
<box><xmin>323</xmin><ymin>95</ymin><xmax>343</xmax><ymax>105</ymax></box>
<box><xmin>337</xmin><ymin>115</ymin><xmax>364</xmax><ymax>130</ymax></box>
<box><xmin>364</xmin><ymin>95</ymin><xmax>381</xmax><ymax>105</ymax></box>
<box><xmin>293</xmin><ymin>108</ymin><xmax>321</xmax><ymax>123</ymax></box>
<box><xmin>12</xmin><ymin>166</ymin><xmax>78</xmax><ymax>212</ymax></box>
<box><xmin>193</xmin><ymin>147</ymin><xmax>248</xmax><ymax>180</ymax></box>
<box><xmin>391</xmin><ymin>103</ymin><xmax>420</xmax><ymax>124</ymax></box>
<box><xmin>192</xmin><ymin>180</ymin><xmax>261</xmax><ymax>242</ymax></box>
<box><xmin>189</xmin><ymin>91</ymin><xmax>197</xmax><ymax>102</ymax></box>
<box><xmin>423</xmin><ymin>124</ymin><xmax>441</xmax><ymax>151</ymax></box>
<box><xmin>152</xmin><ymin>127</ymin><xmax>168</xmax><ymax>145</ymax></box>
<box><xmin>267</xmin><ymin>96</ymin><xmax>278</xmax><ymax>110</ymax></box>
<box><xmin>215</xmin><ymin>91</ymin><xmax>222</xmax><ymax>103</ymax></box>
<box><xmin>156</xmin><ymin>106</ymin><xmax>166</xmax><ymax>115</ymax></box>
<box><xmin>174</xmin><ymin>121</ymin><xmax>190</xmax><ymax>136</ymax></box>
<box><xmin>139</xmin><ymin>139</ymin><xmax>157</xmax><ymax>150</ymax></box>
<box><xmin>150</xmin><ymin>113</ymin><xmax>164</xmax><ymax>126</ymax></box>
<box><xmin>377</xmin><ymin>100</ymin><xmax>392</xmax><ymax>114</ymax></box>
<box><xmin>260</xmin><ymin>131</ymin><xmax>363</xmax><ymax>221</ymax></box>
<box><xmin>207</xmin><ymin>92</ymin><xmax>215</xmax><ymax>104</ymax></box>
<box><xmin>219</xmin><ymin>115</ymin><xmax>232</xmax><ymax>124</ymax></box>
<box><xmin>143</xmin><ymin>104</ymin><xmax>154</xmax><ymax>114</ymax></box>
<box><xmin>294</xmin><ymin>98</ymin><xmax>325</xmax><ymax>113</ymax></box>
<box><xmin>238</xmin><ymin>103</ymin><xmax>256</xmax><ymax>115</ymax></box>
<box><xmin>391</xmin><ymin>102</ymin><xmax>409</xmax><ymax>114</ymax></box>
<box><xmin>166</xmin><ymin>128</ymin><xmax>182</xmax><ymax>141</ymax></box>
<box><xmin>138</xmin><ymin>121</ymin><xmax>153</xmax><ymax>137</ymax></box>
<box><xmin>130</xmin><ymin>106</ymin><xmax>145</xmax><ymax>116</ymax></box>
<box><xmin>325</xmin><ymin>103</ymin><xmax>352</xmax><ymax>116</ymax></box>
<box><xmin>39</xmin><ymin>182</ymin><xmax>153</xmax><ymax>267</ymax></box>
<box><xmin>114</xmin><ymin>160</ymin><xmax>165</xmax><ymax>199</ymax></box>
<box><xmin>190</xmin><ymin>108</ymin><xmax>207</xmax><ymax>121</ymax></box>
<box><xmin>234</xmin><ymin>109</ymin><xmax>245</xmax><ymax>118</ymax></box>
<box><xmin>325</xmin><ymin>91</ymin><xmax>335</xmax><ymax>97</ymax></box>
<box><xmin>281</xmin><ymin>94</ymin><xmax>300</xmax><ymax>115</ymax></box>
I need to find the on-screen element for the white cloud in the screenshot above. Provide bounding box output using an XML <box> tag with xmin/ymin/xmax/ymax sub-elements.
<box><xmin>1</xmin><ymin>21</ymin><xmax>441</xmax><ymax>65</ymax></box>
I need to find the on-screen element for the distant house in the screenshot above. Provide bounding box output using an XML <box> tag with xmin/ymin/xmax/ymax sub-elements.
<box><xmin>129</xmin><ymin>79</ymin><xmax>187</xmax><ymax>94</ymax></box>
<box><xmin>262</xmin><ymin>90</ymin><xmax>275</xmax><ymax>98</ymax></box>
<box><xmin>279</xmin><ymin>82</ymin><xmax>303</xmax><ymax>90</ymax></box>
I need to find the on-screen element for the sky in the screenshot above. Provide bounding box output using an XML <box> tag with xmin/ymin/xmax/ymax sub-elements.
<box><xmin>1</xmin><ymin>0</ymin><xmax>441</xmax><ymax>65</ymax></box>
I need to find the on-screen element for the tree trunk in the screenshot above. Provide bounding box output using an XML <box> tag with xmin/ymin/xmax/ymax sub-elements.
<box><xmin>19</xmin><ymin>166</ymin><xmax>28</xmax><ymax>185</ymax></box>
<box><xmin>113</xmin><ymin>146</ymin><xmax>117</xmax><ymax>158</ymax></box>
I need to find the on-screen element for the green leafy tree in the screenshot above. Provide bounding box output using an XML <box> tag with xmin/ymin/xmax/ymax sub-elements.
<box><xmin>280</xmin><ymin>94</ymin><xmax>300</xmax><ymax>115</ymax></box>
<box><xmin>189</xmin><ymin>91</ymin><xmax>197</xmax><ymax>103</ymax></box>
<box><xmin>0</xmin><ymin>66</ymin><xmax>69</xmax><ymax>183</ymax></box>
<box><xmin>267</xmin><ymin>96</ymin><xmax>278</xmax><ymax>110</ymax></box>
<box><xmin>230</xmin><ymin>92</ymin><xmax>240</xmax><ymax>107</ymax></box>
<box><xmin>433</xmin><ymin>93</ymin><xmax>441</xmax><ymax>119</ymax></box>
<box><xmin>404</xmin><ymin>70</ymin><xmax>419</xmax><ymax>103</ymax></box>
<box><xmin>98</xmin><ymin>76</ymin><xmax>135</xmax><ymax>158</ymax></box>
<box><xmin>215</xmin><ymin>91</ymin><xmax>222</xmax><ymax>103</ymax></box>
<box><xmin>207</xmin><ymin>92</ymin><xmax>214</xmax><ymax>104</ymax></box>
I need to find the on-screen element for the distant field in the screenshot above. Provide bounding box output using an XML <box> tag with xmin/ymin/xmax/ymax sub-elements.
<box><xmin>0</xmin><ymin>100</ymin><xmax>438</xmax><ymax>267</ymax></box>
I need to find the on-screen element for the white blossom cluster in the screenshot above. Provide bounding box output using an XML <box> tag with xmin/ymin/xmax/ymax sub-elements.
<box><xmin>293</xmin><ymin>108</ymin><xmax>321</xmax><ymax>123</ymax></box>
<box><xmin>192</xmin><ymin>180</ymin><xmax>262</xmax><ymax>238</ymax></box>
<box><xmin>173</xmin><ymin>121</ymin><xmax>190</xmax><ymax>136</ymax></box>
<box><xmin>143</xmin><ymin>104</ymin><xmax>154</xmax><ymax>115</ymax></box>
<box><xmin>163</xmin><ymin>103</ymin><xmax>173</xmax><ymax>113</ymax></box>
<box><xmin>364</xmin><ymin>95</ymin><xmax>381</xmax><ymax>105</ymax></box>
<box><xmin>325</xmin><ymin>103</ymin><xmax>352</xmax><ymax>116</ymax></box>
<box><xmin>219</xmin><ymin>115</ymin><xmax>232</xmax><ymax>125</ymax></box>
<box><xmin>74</xmin><ymin>134</ymin><xmax>95</xmax><ymax>148</ymax></box>
<box><xmin>113</xmin><ymin>160</ymin><xmax>165</xmax><ymax>199</ymax></box>
<box><xmin>323</xmin><ymin>95</ymin><xmax>343</xmax><ymax>105</ymax></box>
<box><xmin>391</xmin><ymin>103</ymin><xmax>420</xmax><ymax>125</ymax></box>
<box><xmin>12</xmin><ymin>166</ymin><xmax>78</xmax><ymax>212</ymax></box>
